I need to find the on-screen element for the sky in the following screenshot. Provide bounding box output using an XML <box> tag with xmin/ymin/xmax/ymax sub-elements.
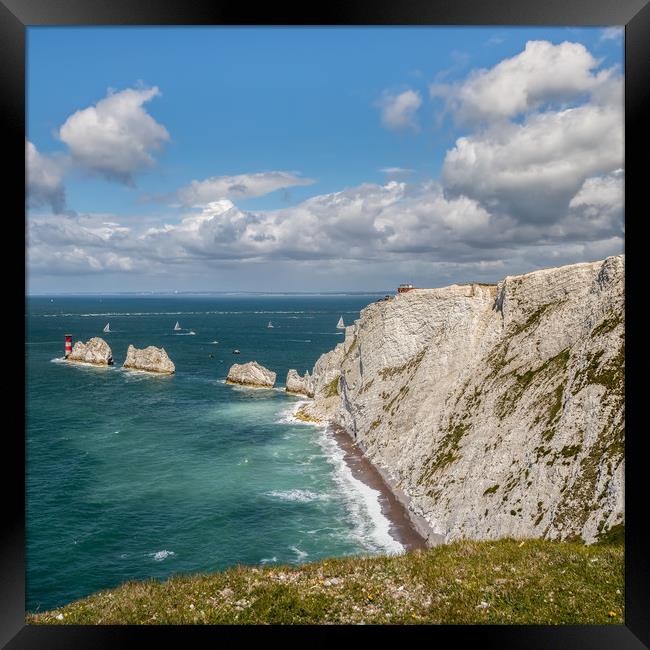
<box><xmin>26</xmin><ymin>26</ymin><xmax>624</xmax><ymax>293</ymax></box>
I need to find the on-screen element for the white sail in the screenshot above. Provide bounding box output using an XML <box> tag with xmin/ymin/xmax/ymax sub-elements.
<box><xmin>336</xmin><ymin>316</ymin><xmax>345</xmax><ymax>329</ymax></box>
<box><xmin>103</xmin><ymin>322</ymin><xmax>110</xmax><ymax>333</ymax></box>
<box><xmin>174</xmin><ymin>321</ymin><xmax>181</xmax><ymax>330</ymax></box>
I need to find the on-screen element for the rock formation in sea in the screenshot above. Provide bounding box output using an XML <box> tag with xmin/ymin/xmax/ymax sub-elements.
<box><xmin>298</xmin><ymin>255</ymin><xmax>625</xmax><ymax>545</ymax></box>
<box><xmin>226</xmin><ymin>361</ymin><xmax>276</xmax><ymax>388</ymax></box>
<box><xmin>122</xmin><ymin>345</ymin><xmax>175</xmax><ymax>374</ymax></box>
<box><xmin>67</xmin><ymin>337</ymin><xmax>113</xmax><ymax>366</ymax></box>
<box><xmin>285</xmin><ymin>369</ymin><xmax>314</xmax><ymax>397</ymax></box>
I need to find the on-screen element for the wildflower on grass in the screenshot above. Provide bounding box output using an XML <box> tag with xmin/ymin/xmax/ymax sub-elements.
<box><xmin>608</xmin><ymin>611</ymin><xmax>618</xmax><ymax>617</ymax></box>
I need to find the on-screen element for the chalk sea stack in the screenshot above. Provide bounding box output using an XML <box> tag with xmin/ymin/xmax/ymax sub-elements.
<box><xmin>226</xmin><ymin>361</ymin><xmax>276</xmax><ymax>388</ymax></box>
<box><xmin>67</xmin><ymin>337</ymin><xmax>113</xmax><ymax>366</ymax></box>
<box><xmin>285</xmin><ymin>369</ymin><xmax>314</xmax><ymax>397</ymax></box>
<box><xmin>123</xmin><ymin>345</ymin><xmax>175</xmax><ymax>374</ymax></box>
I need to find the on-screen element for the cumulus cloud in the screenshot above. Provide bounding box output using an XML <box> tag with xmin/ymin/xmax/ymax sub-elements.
<box><xmin>441</xmin><ymin>75</ymin><xmax>623</xmax><ymax>223</ymax></box>
<box><xmin>26</xmin><ymin>140</ymin><xmax>68</xmax><ymax>213</ymax></box>
<box><xmin>28</xmin><ymin>213</ymin><xmax>141</xmax><ymax>274</ymax></box>
<box><xmin>377</xmin><ymin>89</ymin><xmax>422</xmax><ymax>131</ymax></box>
<box><xmin>27</xmin><ymin>171</ymin><xmax>623</xmax><ymax>282</ymax></box>
<box><xmin>58</xmin><ymin>86</ymin><xmax>169</xmax><ymax>185</ymax></box>
<box><xmin>431</xmin><ymin>40</ymin><xmax>614</xmax><ymax>124</ymax></box>
<box><xmin>176</xmin><ymin>171</ymin><xmax>315</xmax><ymax>207</ymax></box>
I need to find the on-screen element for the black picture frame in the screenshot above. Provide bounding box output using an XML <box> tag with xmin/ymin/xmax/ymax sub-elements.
<box><xmin>4</xmin><ymin>0</ymin><xmax>648</xmax><ymax>647</ymax></box>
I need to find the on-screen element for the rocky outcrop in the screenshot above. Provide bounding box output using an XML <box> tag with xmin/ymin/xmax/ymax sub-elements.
<box><xmin>285</xmin><ymin>369</ymin><xmax>314</xmax><ymax>397</ymax></box>
<box><xmin>67</xmin><ymin>337</ymin><xmax>113</xmax><ymax>365</ymax></box>
<box><xmin>122</xmin><ymin>345</ymin><xmax>175</xmax><ymax>374</ymax></box>
<box><xmin>226</xmin><ymin>361</ymin><xmax>276</xmax><ymax>388</ymax></box>
<box><xmin>299</xmin><ymin>255</ymin><xmax>625</xmax><ymax>545</ymax></box>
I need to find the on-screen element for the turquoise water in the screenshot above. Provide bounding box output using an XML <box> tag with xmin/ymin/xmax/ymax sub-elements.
<box><xmin>26</xmin><ymin>295</ymin><xmax>402</xmax><ymax>612</ymax></box>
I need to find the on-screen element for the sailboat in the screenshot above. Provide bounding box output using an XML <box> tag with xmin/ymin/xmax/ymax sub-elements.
<box><xmin>103</xmin><ymin>323</ymin><xmax>111</xmax><ymax>333</ymax></box>
<box><xmin>336</xmin><ymin>316</ymin><xmax>345</xmax><ymax>329</ymax></box>
<box><xmin>267</xmin><ymin>321</ymin><xmax>274</xmax><ymax>329</ymax></box>
<box><xmin>174</xmin><ymin>321</ymin><xmax>181</xmax><ymax>331</ymax></box>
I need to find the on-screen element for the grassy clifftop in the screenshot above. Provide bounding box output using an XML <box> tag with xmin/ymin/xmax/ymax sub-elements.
<box><xmin>28</xmin><ymin>538</ymin><xmax>623</xmax><ymax>625</ymax></box>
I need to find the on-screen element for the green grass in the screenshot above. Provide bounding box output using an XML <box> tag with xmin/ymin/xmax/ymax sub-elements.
<box><xmin>27</xmin><ymin>538</ymin><xmax>624</xmax><ymax>625</ymax></box>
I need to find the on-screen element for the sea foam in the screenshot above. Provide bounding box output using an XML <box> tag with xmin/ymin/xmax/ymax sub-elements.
<box><xmin>149</xmin><ymin>550</ymin><xmax>175</xmax><ymax>561</ymax></box>
<box><xmin>314</xmin><ymin>424</ymin><xmax>404</xmax><ymax>555</ymax></box>
<box><xmin>265</xmin><ymin>489</ymin><xmax>327</xmax><ymax>503</ymax></box>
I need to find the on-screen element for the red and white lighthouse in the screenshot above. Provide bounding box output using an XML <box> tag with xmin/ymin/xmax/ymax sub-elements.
<box><xmin>64</xmin><ymin>334</ymin><xmax>72</xmax><ymax>358</ymax></box>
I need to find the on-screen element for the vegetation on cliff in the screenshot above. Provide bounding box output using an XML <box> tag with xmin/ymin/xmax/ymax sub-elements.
<box><xmin>28</xmin><ymin>538</ymin><xmax>623</xmax><ymax>625</ymax></box>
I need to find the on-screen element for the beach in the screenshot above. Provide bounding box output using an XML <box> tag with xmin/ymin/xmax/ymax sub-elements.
<box><xmin>328</xmin><ymin>423</ymin><xmax>436</xmax><ymax>551</ymax></box>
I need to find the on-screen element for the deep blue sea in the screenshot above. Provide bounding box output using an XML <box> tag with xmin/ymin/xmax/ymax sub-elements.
<box><xmin>26</xmin><ymin>294</ymin><xmax>403</xmax><ymax>612</ymax></box>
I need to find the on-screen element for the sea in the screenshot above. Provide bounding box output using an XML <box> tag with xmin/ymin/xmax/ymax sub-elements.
<box><xmin>25</xmin><ymin>294</ymin><xmax>404</xmax><ymax>612</ymax></box>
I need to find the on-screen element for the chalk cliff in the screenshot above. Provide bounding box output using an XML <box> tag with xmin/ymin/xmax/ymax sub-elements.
<box><xmin>226</xmin><ymin>361</ymin><xmax>276</xmax><ymax>388</ymax></box>
<box><xmin>123</xmin><ymin>345</ymin><xmax>175</xmax><ymax>374</ymax></box>
<box><xmin>67</xmin><ymin>337</ymin><xmax>113</xmax><ymax>366</ymax></box>
<box><xmin>299</xmin><ymin>255</ymin><xmax>624</xmax><ymax>544</ymax></box>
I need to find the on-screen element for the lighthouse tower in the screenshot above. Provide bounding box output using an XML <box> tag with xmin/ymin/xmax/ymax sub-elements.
<box><xmin>64</xmin><ymin>334</ymin><xmax>72</xmax><ymax>358</ymax></box>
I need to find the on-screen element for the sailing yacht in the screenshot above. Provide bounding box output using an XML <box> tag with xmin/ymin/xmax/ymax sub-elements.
<box><xmin>103</xmin><ymin>323</ymin><xmax>111</xmax><ymax>333</ymax></box>
<box><xmin>267</xmin><ymin>321</ymin><xmax>274</xmax><ymax>329</ymax></box>
<box><xmin>336</xmin><ymin>316</ymin><xmax>345</xmax><ymax>329</ymax></box>
<box><xmin>174</xmin><ymin>321</ymin><xmax>181</xmax><ymax>331</ymax></box>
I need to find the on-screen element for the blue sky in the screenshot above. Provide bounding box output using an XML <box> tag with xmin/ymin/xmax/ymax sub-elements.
<box><xmin>26</xmin><ymin>26</ymin><xmax>624</xmax><ymax>293</ymax></box>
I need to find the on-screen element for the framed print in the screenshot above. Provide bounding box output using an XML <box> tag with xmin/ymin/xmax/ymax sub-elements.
<box><xmin>3</xmin><ymin>0</ymin><xmax>648</xmax><ymax>647</ymax></box>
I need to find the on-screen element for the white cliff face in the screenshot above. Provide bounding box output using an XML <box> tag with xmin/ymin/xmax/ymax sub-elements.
<box><xmin>300</xmin><ymin>256</ymin><xmax>624</xmax><ymax>544</ymax></box>
<box><xmin>226</xmin><ymin>361</ymin><xmax>276</xmax><ymax>388</ymax></box>
<box><xmin>285</xmin><ymin>369</ymin><xmax>314</xmax><ymax>397</ymax></box>
<box><xmin>67</xmin><ymin>337</ymin><xmax>113</xmax><ymax>365</ymax></box>
<box><xmin>123</xmin><ymin>345</ymin><xmax>175</xmax><ymax>374</ymax></box>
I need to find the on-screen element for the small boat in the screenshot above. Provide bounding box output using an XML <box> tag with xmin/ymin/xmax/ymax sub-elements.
<box><xmin>188</xmin><ymin>331</ymin><xmax>196</xmax><ymax>335</ymax></box>
<box><xmin>232</xmin><ymin>349</ymin><xmax>241</xmax><ymax>354</ymax></box>
<box><xmin>103</xmin><ymin>322</ymin><xmax>111</xmax><ymax>333</ymax></box>
<box><xmin>267</xmin><ymin>321</ymin><xmax>274</xmax><ymax>329</ymax></box>
<box><xmin>336</xmin><ymin>316</ymin><xmax>345</xmax><ymax>329</ymax></box>
<box><xmin>174</xmin><ymin>321</ymin><xmax>181</xmax><ymax>331</ymax></box>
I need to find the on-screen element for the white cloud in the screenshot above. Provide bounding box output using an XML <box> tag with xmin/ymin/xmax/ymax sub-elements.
<box><xmin>431</xmin><ymin>40</ymin><xmax>614</xmax><ymax>124</ymax></box>
<box><xmin>600</xmin><ymin>27</ymin><xmax>624</xmax><ymax>42</ymax></box>
<box><xmin>26</xmin><ymin>140</ymin><xmax>68</xmax><ymax>213</ymax></box>
<box><xmin>176</xmin><ymin>171</ymin><xmax>315</xmax><ymax>206</ymax></box>
<box><xmin>29</xmin><ymin>173</ymin><xmax>621</xmax><ymax>277</ymax></box>
<box><xmin>377</xmin><ymin>89</ymin><xmax>422</xmax><ymax>131</ymax></box>
<box><xmin>569</xmin><ymin>169</ymin><xmax>624</xmax><ymax>211</ymax></box>
<box><xmin>58</xmin><ymin>86</ymin><xmax>170</xmax><ymax>184</ymax></box>
<box><xmin>28</xmin><ymin>213</ymin><xmax>140</xmax><ymax>274</ymax></box>
<box><xmin>441</xmin><ymin>93</ymin><xmax>623</xmax><ymax>223</ymax></box>
<box><xmin>380</xmin><ymin>167</ymin><xmax>414</xmax><ymax>176</ymax></box>
<box><xmin>558</xmin><ymin>170</ymin><xmax>625</xmax><ymax>238</ymax></box>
